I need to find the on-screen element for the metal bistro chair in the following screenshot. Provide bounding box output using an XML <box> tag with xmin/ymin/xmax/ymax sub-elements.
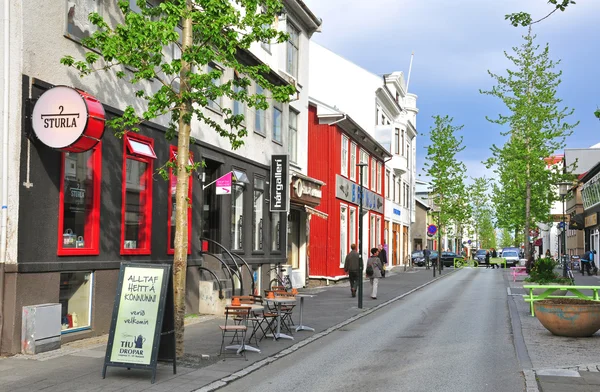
<box><xmin>274</xmin><ymin>291</ymin><xmax>296</xmax><ymax>334</ymax></box>
<box><xmin>219</xmin><ymin>306</ymin><xmax>251</xmax><ymax>360</ymax></box>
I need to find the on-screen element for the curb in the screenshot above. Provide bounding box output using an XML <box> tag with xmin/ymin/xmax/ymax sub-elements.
<box><xmin>193</xmin><ymin>269</ymin><xmax>458</xmax><ymax>392</ymax></box>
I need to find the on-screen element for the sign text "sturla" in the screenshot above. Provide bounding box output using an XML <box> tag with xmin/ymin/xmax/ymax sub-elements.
<box><xmin>43</xmin><ymin>117</ymin><xmax>78</xmax><ymax>128</ymax></box>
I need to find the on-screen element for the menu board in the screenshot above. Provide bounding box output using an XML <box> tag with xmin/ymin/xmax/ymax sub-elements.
<box><xmin>102</xmin><ymin>263</ymin><xmax>176</xmax><ymax>384</ymax></box>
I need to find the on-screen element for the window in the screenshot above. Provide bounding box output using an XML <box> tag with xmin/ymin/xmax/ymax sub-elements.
<box><xmin>376</xmin><ymin>216</ymin><xmax>382</xmax><ymax>246</ymax></box>
<box><xmin>395</xmin><ymin>178</ymin><xmax>401</xmax><ymax>204</ymax></box>
<box><xmin>253</xmin><ymin>177</ymin><xmax>265</xmax><ymax>251</ymax></box>
<box><xmin>286</xmin><ymin>22</ymin><xmax>300</xmax><ymax>79</ymax></box>
<box><xmin>371</xmin><ymin>159</ymin><xmax>376</xmax><ymax>190</ymax></box>
<box><xmin>392</xmin><ymin>174</ymin><xmax>396</xmax><ymax>201</ymax></box>
<box><xmin>340</xmin><ymin>205</ymin><xmax>348</xmax><ymax>267</ymax></box>
<box><xmin>58</xmin><ymin>144</ymin><xmax>102</xmax><ymax>256</ymax></box>
<box><xmin>288</xmin><ymin>109</ymin><xmax>298</xmax><ymax>163</ymax></box>
<box><xmin>231</xmin><ymin>174</ymin><xmax>245</xmax><ymax>250</ymax></box>
<box><xmin>167</xmin><ymin>146</ymin><xmax>192</xmax><ymax>255</ymax></box>
<box><xmin>60</xmin><ymin>272</ymin><xmax>93</xmax><ymax>333</ymax></box>
<box><xmin>207</xmin><ymin>63</ymin><xmax>222</xmax><ymax>112</ymax></box>
<box><xmin>350</xmin><ymin>142</ymin><xmax>357</xmax><ymax>181</ymax></box>
<box><xmin>255</xmin><ymin>85</ymin><xmax>266</xmax><ymax>135</ymax></box>
<box><xmin>385</xmin><ymin>170</ymin><xmax>390</xmax><ymax>200</ymax></box>
<box><xmin>260</xmin><ymin>7</ymin><xmax>272</xmax><ymax>52</ymax></box>
<box><xmin>121</xmin><ymin>134</ymin><xmax>155</xmax><ymax>255</ymax></box>
<box><xmin>233</xmin><ymin>75</ymin><xmax>245</xmax><ymax>118</ymax></box>
<box><xmin>273</xmin><ymin>101</ymin><xmax>282</xmax><ymax>143</ymax></box>
<box><xmin>67</xmin><ymin>0</ymin><xmax>98</xmax><ymax>40</ymax></box>
<box><xmin>341</xmin><ymin>135</ymin><xmax>349</xmax><ymax>177</ymax></box>
<box><xmin>370</xmin><ymin>214</ymin><xmax>376</xmax><ymax>249</ymax></box>
<box><xmin>395</xmin><ymin>128</ymin><xmax>400</xmax><ymax>155</ymax></box>
<box><xmin>377</xmin><ymin>162</ymin><xmax>382</xmax><ymax>194</ymax></box>
<box><xmin>271</xmin><ymin>212</ymin><xmax>281</xmax><ymax>251</ymax></box>
<box><xmin>360</xmin><ymin>150</ymin><xmax>369</xmax><ymax>187</ymax></box>
<box><xmin>349</xmin><ymin>207</ymin><xmax>356</xmax><ymax>249</ymax></box>
<box><xmin>401</xmin><ymin>130</ymin><xmax>405</xmax><ymax>156</ymax></box>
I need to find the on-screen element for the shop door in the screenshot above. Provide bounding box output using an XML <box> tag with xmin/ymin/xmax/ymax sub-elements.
<box><xmin>392</xmin><ymin>223</ymin><xmax>400</xmax><ymax>265</ymax></box>
<box><xmin>403</xmin><ymin>225</ymin><xmax>409</xmax><ymax>265</ymax></box>
<box><xmin>287</xmin><ymin>209</ymin><xmax>301</xmax><ymax>269</ymax></box>
<box><xmin>202</xmin><ymin>159</ymin><xmax>222</xmax><ymax>253</ymax></box>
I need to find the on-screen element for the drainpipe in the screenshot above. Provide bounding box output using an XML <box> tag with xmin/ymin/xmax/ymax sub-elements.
<box><xmin>0</xmin><ymin>0</ymin><xmax>11</xmax><ymax>354</ymax></box>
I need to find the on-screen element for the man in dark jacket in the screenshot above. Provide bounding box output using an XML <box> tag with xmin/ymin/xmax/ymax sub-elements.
<box><xmin>378</xmin><ymin>244</ymin><xmax>388</xmax><ymax>278</ymax></box>
<box><xmin>344</xmin><ymin>243</ymin><xmax>361</xmax><ymax>297</ymax></box>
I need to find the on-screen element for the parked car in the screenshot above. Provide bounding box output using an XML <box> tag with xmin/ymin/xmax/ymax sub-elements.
<box><xmin>474</xmin><ymin>249</ymin><xmax>488</xmax><ymax>265</ymax></box>
<box><xmin>441</xmin><ymin>251</ymin><xmax>462</xmax><ymax>267</ymax></box>
<box><xmin>502</xmin><ymin>250</ymin><xmax>520</xmax><ymax>267</ymax></box>
<box><xmin>412</xmin><ymin>251</ymin><xmax>425</xmax><ymax>266</ymax></box>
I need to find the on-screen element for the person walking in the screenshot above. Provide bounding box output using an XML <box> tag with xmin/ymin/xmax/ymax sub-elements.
<box><xmin>491</xmin><ymin>248</ymin><xmax>498</xmax><ymax>269</ymax></box>
<box><xmin>366</xmin><ymin>247</ymin><xmax>383</xmax><ymax>299</ymax></box>
<box><xmin>581</xmin><ymin>249</ymin><xmax>593</xmax><ymax>276</ymax></box>
<box><xmin>344</xmin><ymin>243</ymin><xmax>361</xmax><ymax>297</ymax></box>
<box><xmin>423</xmin><ymin>247</ymin><xmax>431</xmax><ymax>269</ymax></box>
<box><xmin>485</xmin><ymin>250</ymin><xmax>490</xmax><ymax>269</ymax></box>
<box><xmin>378</xmin><ymin>244</ymin><xmax>388</xmax><ymax>278</ymax></box>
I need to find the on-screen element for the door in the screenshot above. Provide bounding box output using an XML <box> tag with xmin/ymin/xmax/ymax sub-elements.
<box><xmin>392</xmin><ymin>223</ymin><xmax>400</xmax><ymax>265</ymax></box>
<box><xmin>403</xmin><ymin>225</ymin><xmax>409</xmax><ymax>265</ymax></box>
<box><xmin>202</xmin><ymin>159</ymin><xmax>222</xmax><ymax>253</ymax></box>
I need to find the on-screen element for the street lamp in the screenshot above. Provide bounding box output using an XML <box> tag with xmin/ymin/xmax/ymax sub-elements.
<box><xmin>357</xmin><ymin>162</ymin><xmax>368</xmax><ymax>309</ymax></box>
<box><xmin>558</xmin><ymin>181</ymin><xmax>570</xmax><ymax>277</ymax></box>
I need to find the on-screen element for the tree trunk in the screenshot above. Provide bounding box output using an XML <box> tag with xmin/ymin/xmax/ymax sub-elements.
<box><xmin>173</xmin><ymin>2</ymin><xmax>193</xmax><ymax>358</ymax></box>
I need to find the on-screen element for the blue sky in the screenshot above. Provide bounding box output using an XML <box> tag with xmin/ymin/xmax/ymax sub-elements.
<box><xmin>302</xmin><ymin>0</ymin><xmax>600</xmax><ymax>182</ymax></box>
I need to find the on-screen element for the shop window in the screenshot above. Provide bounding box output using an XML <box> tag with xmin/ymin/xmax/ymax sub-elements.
<box><xmin>271</xmin><ymin>212</ymin><xmax>281</xmax><ymax>251</ymax></box>
<box><xmin>60</xmin><ymin>271</ymin><xmax>92</xmax><ymax>333</ymax></box>
<box><xmin>167</xmin><ymin>146</ymin><xmax>193</xmax><ymax>255</ymax></box>
<box><xmin>58</xmin><ymin>144</ymin><xmax>102</xmax><ymax>256</ymax></box>
<box><xmin>253</xmin><ymin>177</ymin><xmax>265</xmax><ymax>252</ymax></box>
<box><xmin>231</xmin><ymin>176</ymin><xmax>245</xmax><ymax>250</ymax></box>
<box><xmin>121</xmin><ymin>133</ymin><xmax>156</xmax><ymax>255</ymax></box>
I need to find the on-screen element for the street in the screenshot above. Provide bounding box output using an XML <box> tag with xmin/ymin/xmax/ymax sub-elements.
<box><xmin>219</xmin><ymin>268</ymin><xmax>524</xmax><ymax>392</ymax></box>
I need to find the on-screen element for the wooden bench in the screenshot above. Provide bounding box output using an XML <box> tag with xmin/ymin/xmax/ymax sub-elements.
<box><xmin>510</xmin><ymin>266</ymin><xmax>527</xmax><ymax>282</ymax></box>
<box><xmin>522</xmin><ymin>284</ymin><xmax>600</xmax><ymax>316</ymax></box>
<box><xmin>489</xmin><ymin>257</ymin><xmax>506</xmax><ymax>268</ymax></box>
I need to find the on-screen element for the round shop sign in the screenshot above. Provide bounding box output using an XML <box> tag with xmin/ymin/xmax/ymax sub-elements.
<box><xmin>427</xmin><ymin>224</ymin><xmax>437</xmax><ymax>237</ymax></box>
<box><xmin>31</xmin><ymin>86</ymin><xmax>105</xmax><ymax>152</ymax></box>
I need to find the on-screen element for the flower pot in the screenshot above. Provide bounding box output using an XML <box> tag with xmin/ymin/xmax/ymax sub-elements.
<box><xmin>534</xmin><ymin>298</ymin><xmax>600</xmax><ymax>337</ymax></box>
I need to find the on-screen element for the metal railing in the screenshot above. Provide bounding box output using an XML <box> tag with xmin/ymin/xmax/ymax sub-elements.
<box><xmin>200</xmin><ymin>237</ymin><xmax>245</xmax><ymax>296</ymax></box>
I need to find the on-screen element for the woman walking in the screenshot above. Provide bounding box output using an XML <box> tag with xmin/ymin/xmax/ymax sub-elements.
<box><xmin>366</xmin><ymin>248</ymin><xmax>383</xmax><ymax>299</ymax></box>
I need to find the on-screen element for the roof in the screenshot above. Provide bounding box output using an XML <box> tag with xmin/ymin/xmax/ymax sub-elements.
<box><xmin>415</xmin><ymin>197</ymin><xmax>431</xmax><ymax>210</ymax></box>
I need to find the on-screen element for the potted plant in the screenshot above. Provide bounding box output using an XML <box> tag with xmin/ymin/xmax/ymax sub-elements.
<box><xmin>534</xmin><ymin>298</ymin><xmax>600</xmax><ymax>337</ymax></box>
<box><xmin>524</xmin><ymin>257</ymin><xmax>573</xmax><ymax>291</ymax></box>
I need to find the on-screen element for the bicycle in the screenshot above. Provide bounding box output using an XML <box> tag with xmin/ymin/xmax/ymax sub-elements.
<box><xmin>268</xmin><ymin>264</ymin><xmax>293</xmax><ymax>291</ymax></box>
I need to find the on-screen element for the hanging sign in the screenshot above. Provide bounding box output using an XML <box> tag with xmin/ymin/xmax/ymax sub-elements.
<box><xmin>270</xmin><ymin>155</ymin><xmax>289</xmax><ymax>212</ymax></box>
<box><xmin>31</xmin><ymin>86</ymin><xmax>106</xmax><ymax>152</ymax></box>
<box><xmin>215</xmin><ymin>172</ymin><xmax>232</xmax><ymax>195</ymax></box>
<box><xmin>103</xmin><ymin>263</ymin><xmax>176</xmax><ymax>384</ymax></box>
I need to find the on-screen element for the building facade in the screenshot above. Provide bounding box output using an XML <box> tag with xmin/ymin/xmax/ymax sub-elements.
<box><xmin>307</xmin><ymin>102</ymin><xmax>391</xmax><ymax>280</ymax></box>
<box><xmin>0</xmin><ymin>0</ymin><xmax>320</xmax><ymax>354</ymax></box>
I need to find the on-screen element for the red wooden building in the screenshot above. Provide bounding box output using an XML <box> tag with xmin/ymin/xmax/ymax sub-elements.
<box><xmin>307</xmin><ymin>102</ymin><xmax>392</xmax><ymax>280</ymax></box>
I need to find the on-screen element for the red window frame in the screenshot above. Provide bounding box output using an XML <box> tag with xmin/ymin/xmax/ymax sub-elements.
<box><xmin>121</xmin><ymin>133</ymin><xmax>155</xmax><ymax>255</ymax></box>
<box><xmin>167</xmin><ymin>145</ymin><xmax>193</xmax><ymax>255</ymax></box>
<box><xmin>57</xmin><ymin>143</ymin><xmax>102</xmax><ymax>256</ymax></box>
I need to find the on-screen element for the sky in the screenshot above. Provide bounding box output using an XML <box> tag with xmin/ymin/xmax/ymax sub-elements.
<box><xmin>302</xmin><ymin>0</ymin><xmax>600</xmax><ymax>183</ymax></box>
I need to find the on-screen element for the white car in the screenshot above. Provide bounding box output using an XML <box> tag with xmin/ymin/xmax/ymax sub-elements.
<box><xmin>502</xmin><ymin>250</ymin><xmax>520</xmax><ymax>267</ymax></box>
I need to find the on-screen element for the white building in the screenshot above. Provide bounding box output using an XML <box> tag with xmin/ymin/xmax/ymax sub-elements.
<box><xmin>308</xmin><ymin>42</ymin><xmax>418</xmax><ymax>267</ymax></box>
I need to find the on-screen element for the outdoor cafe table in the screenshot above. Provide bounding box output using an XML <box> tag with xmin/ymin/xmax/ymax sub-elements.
<box><xmin>265</xmin><ymin>297</ymin><xmax>297</xmax><ymax>340</ymax></box>
<box><xmin>225</xmin><ymin>303</ymin><xmax>264</xmax><ymax>354</ymax></box>
<box><xmin>295</xmin><ymin>294</ymin><xmax>316</xmax><ymax>332</ymax></box>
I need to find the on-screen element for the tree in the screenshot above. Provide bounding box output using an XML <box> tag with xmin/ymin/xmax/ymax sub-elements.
<box><xmin>470</xmin><ymin>176</ymin><xmax>488</xmax><ymax>249</ymax></box>
<box><xmin>422</xmin><ymin>115</ymin><xmax>467</xmax><ymax>267</ymax></box>
<box><xmin>499</xmin><ymin>228</ymin><xmax>515</xmax><ymax>248</ymax></box>
<box><xmin>478</xmin><ymin>207</ymin><xmax>497</xmax><ymax>250</ymax></box>
<box><xmin>506</xmin><ymin>0</ymin><xmax>575</xmax><ymax>27</ymax></box>
<box><xmin>61</xmin><ymin>0</ymin><xmax>295</xmax><ymax>356</ymax></box>
<box><xmin>481</xmin><ymin>32</ymin><xmax>577</xmax><ymax>261</ymax></box>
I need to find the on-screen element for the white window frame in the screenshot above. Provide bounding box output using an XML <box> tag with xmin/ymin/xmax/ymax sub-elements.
<box><xmin>376</xmin><ymin>216</ymin><xmax>382</xmax><ymax>246</ymax></box>
<box><xmin>286</xmin><ymin>22</ymin><xmax>300</xmax><ymax>79</ymax></box>
<box><xmin>370</xmin><ymin>214</ymin><xmax>376</xmax><ymax>250</ymax></box>
<box><xmin>377</xmin><ymin>162</ymin><xmax>382</xmax><ymax>194</ymax></box>
<box><xmin>385</xmin><ymin>170</ymin><xmax>391</xmax><ymax>200</ymax></box>
<box><xmin>288</xmin><ymin>108</ymin><xmax>298</xmax><ymax>163</ymax></box>
<box><xmin>350</xmin><ymin>142</ymin><xmax>357</xmax><ymax>181</ymax></box>
<box><xmin>349</xmin><ymin>206</ymin><xmax>357</xmax><ymax>250</ymax></box>
<box><xmin>360</xmin><ymin>150</ymin><xmax>369</xmax><ymax>187</ymax></box>
<box><xmin>370</xmin><ymin>160</ymin><xmax>376</xmax><ymax>190</ymax></box>
<box><xmin>341</xmin><ymin>135</ymin><xmax>349</xmax><ymax>177</ymax></box>
<box><xmin>340</xmin><ymin>204</ymin><xmax>348</xmax><ymax>268</ymax></box>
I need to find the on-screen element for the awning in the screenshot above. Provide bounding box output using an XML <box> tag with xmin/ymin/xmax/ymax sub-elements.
<box><xmin>305</xmin><ymin>205</ymin><xmax>328</xmax><ymax>220</ymax></box>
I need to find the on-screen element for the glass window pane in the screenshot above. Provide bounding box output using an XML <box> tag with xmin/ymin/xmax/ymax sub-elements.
<box><xmin>62</xmin><ymin>150</ymin><xmax>94</xmax><ymax>250</ymax></box>
<box><xmin>124</xmin><ymin>159</ymin><xmax>149</xmax><ymax>250</ymax></box>
<box><xmin>288</xmin><ymin>110</ymin><xmax>298</xmax><ymax>162</ymax></box>
<box><xmin>207</xmin><ymin>64</ymin><xmax>221</xmax><ymax>111</ymax></box>
<box><xmin>349</xmin><ymin>208</ymin><xmax>356</xmax><ymax>248</ymax></box>
<box><xmin>60</xmin><ymin>272</ymin><xmax>92</xmax><ymax>332</ymax></box>
<box><xmin>341</xmin><ymin>136</ymin><xmax>348</xmax><ymax>176</ymax></box>
<box><xmin>271</xmin><ymin>212</ymin><xmax>281</xmax><ymax>251</ymax></box>
<box><xmin>273</xmin><ymin>105</ymin><xmax>282</xmax><ymax>143</ymax></box>
<box><xmin>253</xmin><ymin>178</ymin><xmax>264</xmax><ymax>251</ymax></box>
<box><xmin>231</xmin><ymin>183</ymin><xmax>244</xmax><ymax>250</ymax></box>
<box><xmin>255</xmin><ymin>85</ymin><xmax>265</xmax><ymax>135</ymax></box>
<box><xmin>350</xmin><ymin>143</ymin><xmax>356</xmax><ymax>180</ymax></box>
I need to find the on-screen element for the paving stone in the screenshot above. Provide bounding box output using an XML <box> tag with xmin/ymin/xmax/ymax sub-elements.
<box><xmin>579</xmin><ymin>371</ymin><xmax>600</xmax><ymax>385</ymax></box>
<box><xmin>538</xmin><ymin>375</ymin><xmax>587</xmax><ymax>384</ymax></box>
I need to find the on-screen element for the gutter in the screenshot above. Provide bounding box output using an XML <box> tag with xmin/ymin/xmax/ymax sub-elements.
<box><xmin>0</xmin><ymin>0</ymin><xmax>10</xmax><ymax>353</ymax></box>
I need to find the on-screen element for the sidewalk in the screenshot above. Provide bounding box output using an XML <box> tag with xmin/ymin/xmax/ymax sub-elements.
<box><xmin>508</xmin><ymin>268</ymin><xmax>600</xmax><ymax>392</ymax></box>
<box><xmin>0</xmin><ymin>267</ymin><xmax>442</xmax><ymax>392</ymax></box>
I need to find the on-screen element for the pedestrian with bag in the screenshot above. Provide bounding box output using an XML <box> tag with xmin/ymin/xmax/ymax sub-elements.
<box><xmin>378</xmin><ymin>244</ymin><xmax>388</xmax><ymax>278</ymax></box>
<box><xmin>366</xmin><ymin>247</ymin><xmax>383</xmax><ymax>299</ymax></box>
<box><xmin>581</xmin><ymin>250</ymin><xmax>593</xmax><ymax>276</ymax></box>
<box><xmin>344</xmin><ymin>243</ymin><xmax>361</xmax><ymax>298</ymax></box>
<box><xmin>423</xmin><ymin>247</ymin><xmax>431</xmax><ymax>269</ymax></box>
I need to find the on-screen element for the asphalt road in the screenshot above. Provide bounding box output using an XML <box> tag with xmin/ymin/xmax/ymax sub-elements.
<box><xmin>218</xmin><ymin>268</ymin><xmax>525</xmax><ymax>392</ymax></box>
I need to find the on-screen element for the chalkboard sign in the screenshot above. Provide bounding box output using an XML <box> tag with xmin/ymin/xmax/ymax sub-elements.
<box><xmin>102</xmin><ymin>263</ymin><xmax>176</xmax><ymax>384</ymax></box>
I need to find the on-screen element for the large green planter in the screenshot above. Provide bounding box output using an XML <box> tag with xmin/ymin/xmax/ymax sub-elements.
<box><xmin>534</xmin><ymin>298</ymin><xmax>600</xmax><ymax>337</ymax></box>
